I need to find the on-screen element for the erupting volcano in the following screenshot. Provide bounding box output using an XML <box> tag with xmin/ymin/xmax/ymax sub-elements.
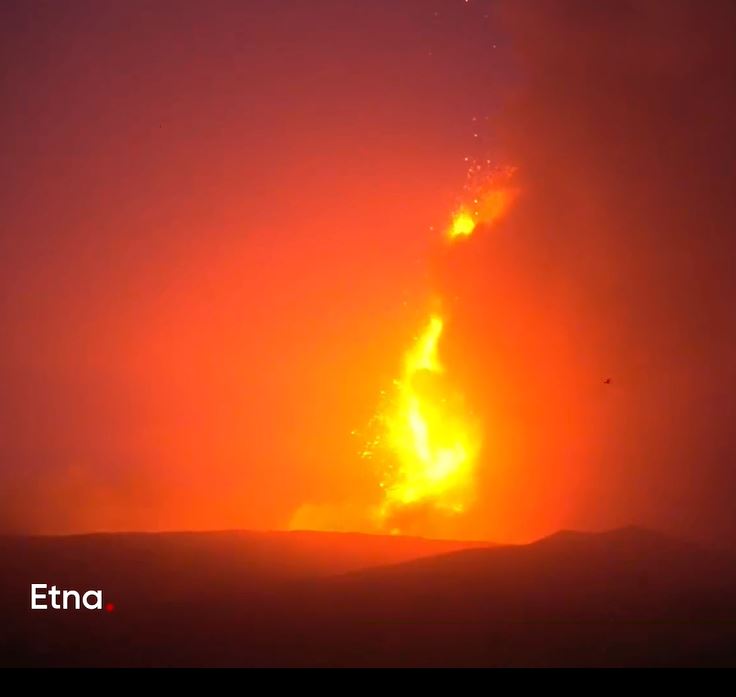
<box><xmin>371</xmin><ymin>166</ymin><xmax>519</xmax><ymax>534</ymax></box>
<box><xmin>378</xmin><ymin>313</ymin><xmax>480</xmax><ymax>527</ymax></box>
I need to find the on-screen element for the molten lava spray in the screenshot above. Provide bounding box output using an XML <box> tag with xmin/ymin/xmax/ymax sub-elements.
<box><xmin>289</xmin><ymin>166</ymin><xmax>519</xmax><ymax>536</ymax></box>
<box><xmin>378</xmin><ymin>314</ymin><xmax>480</xmax><ymax>523</ymax></box>
<box><xmin>376</xmin><ymin>165</ymin><xmax>519</xmax><ymax>532</ymax></box>
<box><xmin>447</xmin><ymin>165</ymin><xmax>519</xmax><ymax>241</ymax></box>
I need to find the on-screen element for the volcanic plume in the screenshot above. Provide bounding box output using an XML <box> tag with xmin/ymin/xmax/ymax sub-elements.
<box><xmin>351</xmin><ymin>166</ymin><xmax>519</xmax><ymax>534</ymax></box>
<box><xmin>5</xmin><ymin>0</ymin><xmax>736</xmax><ymax>551</ymax></box>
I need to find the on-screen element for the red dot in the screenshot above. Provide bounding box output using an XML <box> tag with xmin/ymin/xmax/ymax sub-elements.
<box><xmin>105</xmin><ymin>602</ymin><xmax>115</xmax><ymax>613</ymax></box>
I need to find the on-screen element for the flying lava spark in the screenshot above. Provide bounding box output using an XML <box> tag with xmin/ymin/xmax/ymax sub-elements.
<box><xmin>447</xmin><ymin>165</ymin><xmax>519</xmax><ymax>240</ymax></box>
<box><xmin>375</xmin><ymin>166</ymin><xmax>519</xmax><ymax>532</ymax></box>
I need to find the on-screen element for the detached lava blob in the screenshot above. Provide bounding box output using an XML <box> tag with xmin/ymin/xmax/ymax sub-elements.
<box><xmin>378</xmin><ymin>314</ymin><xmax>481</xmax><ymax>526</ymax></box>
<box><xmin>447</xmin><ymin>165</ymin><xmax>519</xmax><ymax>241</ymax></box>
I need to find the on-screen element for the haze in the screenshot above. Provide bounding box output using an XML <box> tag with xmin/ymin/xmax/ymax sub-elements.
<box><xmin>1</xmin><ymin>0</ymin><xmax>735</xmax><ymax>546</ymax></box>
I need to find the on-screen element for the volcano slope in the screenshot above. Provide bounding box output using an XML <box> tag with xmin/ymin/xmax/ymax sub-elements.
<box><xmin>1</xmin><ymin>526</ymin><xmax>735</xmax><ymax>667</ymax></box>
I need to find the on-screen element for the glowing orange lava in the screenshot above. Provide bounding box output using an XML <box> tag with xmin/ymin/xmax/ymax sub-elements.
<box><xmin>447</xmin><ymin>165</ymin><xmax>519</xmax><ymax>241</ymax></box>
<box><xmin>448</xmin><ymin>208</ymin><xmax>477</xmax><ymax>239</ymax></box>
<box><xmin>377</xmin><ymin>165</ymin><xmax>519</xmax><ymax>531</ymax></box>
<box><xmin>378</xmin><ymin>314</ymin><xmax>480</xmax><ymax>525</ymax></box>
<box><xmin>289</xmin><ymin>166</ymin><xmax>520</xmax><ymax>536</ymax></box>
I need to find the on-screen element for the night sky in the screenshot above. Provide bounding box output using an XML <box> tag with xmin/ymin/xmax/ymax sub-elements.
<box><xmin>2</xmin><ymin>0</ymin><xmax>736</xmax><ymax>545</ymax></box>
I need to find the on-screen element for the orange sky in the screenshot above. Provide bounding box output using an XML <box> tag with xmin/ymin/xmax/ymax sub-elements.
<box><xmin>2</xmin><ymin>0</ymin><xmax>736</xmax><ymax>546</ymax></box>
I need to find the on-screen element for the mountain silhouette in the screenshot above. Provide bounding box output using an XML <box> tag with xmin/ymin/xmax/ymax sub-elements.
<box><xmin>1</xmin><ymin>527</ymin><xmax>735</xmax><ymax>667</ymax></box>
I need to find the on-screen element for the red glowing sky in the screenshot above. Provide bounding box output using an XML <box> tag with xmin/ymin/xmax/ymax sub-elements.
<box><xmin>2</xmin><ymin>0</ymin><xmax>736</xmax><ymax>545</ymax></box>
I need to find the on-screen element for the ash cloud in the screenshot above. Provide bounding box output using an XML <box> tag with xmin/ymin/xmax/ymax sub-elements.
<box><xmin>481</xmin><ymin>0</ymin><xmax>736</xmax><ymax>542</ymax></box>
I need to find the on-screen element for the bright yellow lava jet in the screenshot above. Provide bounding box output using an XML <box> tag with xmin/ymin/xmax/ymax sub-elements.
<box><xmin>376</xmin><ymin>165</ymin><xmax>519</xmax><ymax>530</ymax></box>
<box><xmin>379</xmin><ymin>314</ymin><xmax>479</xmax><ymax>522</ymax></box>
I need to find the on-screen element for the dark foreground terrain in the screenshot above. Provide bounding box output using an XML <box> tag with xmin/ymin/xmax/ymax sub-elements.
<box><xmin>1</xmin><ymin>526</ymin><xmax>735</xmax><ymax>667</ymax></box>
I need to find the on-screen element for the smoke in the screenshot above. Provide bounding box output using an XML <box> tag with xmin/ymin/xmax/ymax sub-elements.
<box><xmin>477</xmin><ymin>0</ymin><xmax>736</xmax><ymax>542</ymax></box>
<box><xmin>2</xmin><ymin>0</ymin><xmax>735</xmax><ymax>544</ymax></box>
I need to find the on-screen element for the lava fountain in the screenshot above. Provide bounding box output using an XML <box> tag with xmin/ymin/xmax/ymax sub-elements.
<box><xmin>376</xmin><ymin>165</ymin><xmax>519</xmax><ymax>532</ymax></box>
